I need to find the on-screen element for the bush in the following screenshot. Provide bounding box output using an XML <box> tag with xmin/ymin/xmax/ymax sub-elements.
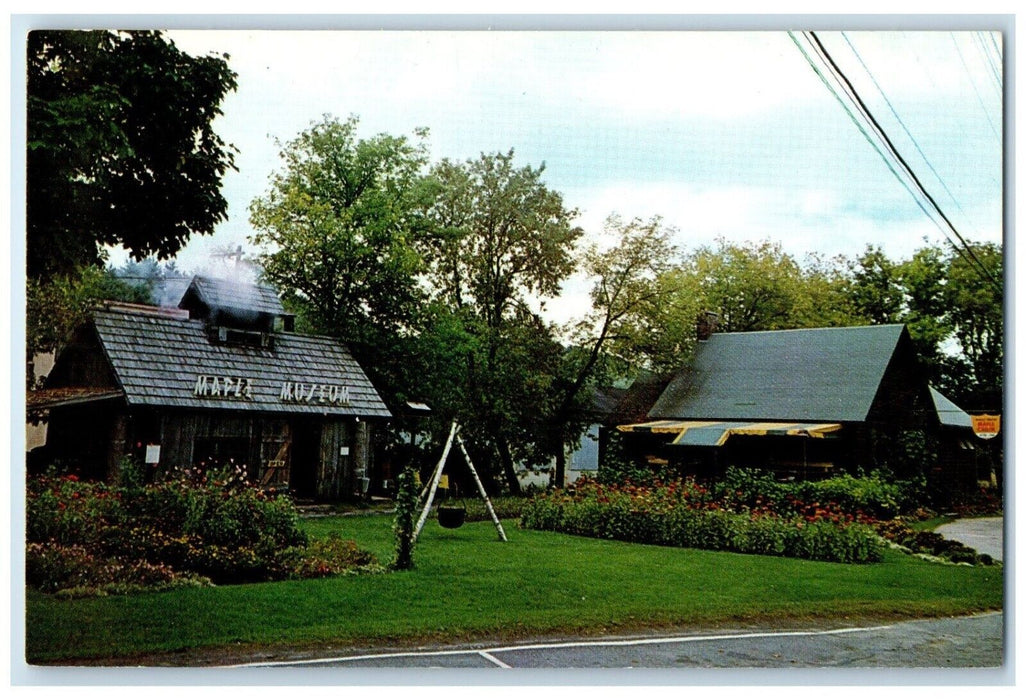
<box><xmin>26</xmin><ymin>469</ymin><xmax>377</xmax><ymax>594</ymax></box>
<box><xmin>872</xmin><ymin>518</ymin><xmax>1000</xmax><ymax>566</ymax></box>
<box><xmin>520</xmin><ymin>478</ymin><xmax>883</xmax><ymax>564</ymax></box>
<box><xmin>462</xmin><ymin>496</ymin><xmax>529</xmax><ymax>522</ymax></box>
<box><xmin>287</xmin><ymin>534</ymin><xmax>381</xmax><ymax>579</ymax></box>
<box><xmin>26</xmin><ymin>541</ymin><xmax>211</xmax><ymax>595</ymax></box>
<box><xmin>711</xmin><ymin>467</ymin><xmax>920</xmax><ymax>521</ymax></box>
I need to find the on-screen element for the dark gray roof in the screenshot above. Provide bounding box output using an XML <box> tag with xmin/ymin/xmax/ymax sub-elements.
<box><xmin>92</xmin><ymin>308</ymin><xmax>390</xmax><ymax>418</ymax></box>
<box><xmin>930</xmin><ymin>387</ymin><xmax>973</xmax><ymax>428</ymax></box>
<box><xmin>180</xmin><ymin>275</ymin><xmax>288</xmax><ymax>316</ymax></box>
<box><xmin>648</xmin><ymin>324</ymin><xmax>907</xmax><ymax>423</ymax></box>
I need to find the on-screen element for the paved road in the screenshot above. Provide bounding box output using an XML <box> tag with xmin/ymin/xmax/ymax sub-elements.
<box><xmin>935</xmin><ymin>517</ymin><xmax>1004</xmax><ymax>561</ymax></box>
<box><xmin>229</xmin><ymin>612</ymin><xmax>1004</xmax><ymax>670</ymax></box>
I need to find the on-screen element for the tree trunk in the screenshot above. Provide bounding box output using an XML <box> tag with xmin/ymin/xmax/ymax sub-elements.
<box><xmin>496</xmin><ymin>439</ymin><xmax>522</xmax><ymax>496</ymax></box>
<box><xmin>553</xmin><ymin>441</ymin><xmax>566</xmax><ymax>489</ymax></box>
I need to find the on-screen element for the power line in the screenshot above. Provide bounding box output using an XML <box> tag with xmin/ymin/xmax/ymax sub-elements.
<box><xmin>950</xmin><ymin>32</ymin><xmax>1002</xmax><ymax>144</ymax></box>
<box><xmin>801</xmin><ymin>31</ymin><xmax>1001</xmax><ymax>292</ymax></box>
<box><xmin>788</xmin><ymin>33</ymin><xmax>949</xmax><ymax>235</ymax></box>
<box><xmin>973</xmin><ymin>30</ymin><xmax>1004</xmax><ymax>97</ymax></box>
<box><xmin>840</xmin><ymin>32</ymin><xmax>989</xmax><ymax>225</ymax></box>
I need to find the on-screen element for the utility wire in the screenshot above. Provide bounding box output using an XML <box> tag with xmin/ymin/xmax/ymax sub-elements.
<box><xmin>803</xmin><ymin>31</ymin><xmax>1001</xmax><ymax>292</ymax></box>
<box><xmin>950</xmin><ymin>32</ymin><xmax>1002</xmax><ymax>144</ymax></box>
<box><xmin>973</xmin><ymin>30</ymin><xmax>1004</xmax><ymax>96</ymax></box>
<box><xmin>788</xmin><ymin>32</ymin><xmax>948</xmax><ymax>235</ymax></box>
<box><xmin>840</xmin><ymin>32</ymin><xmax>988</xmax><ymax>223</ymax></box>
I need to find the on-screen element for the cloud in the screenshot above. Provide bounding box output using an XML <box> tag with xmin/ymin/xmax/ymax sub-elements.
<box><xmin>150</xmin><ymin>29</ymin><xmax>1001</xmax><ymax>296</ymax></box>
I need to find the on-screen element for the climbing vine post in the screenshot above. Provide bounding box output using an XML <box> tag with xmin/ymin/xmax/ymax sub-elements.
<box><xmin>391</xmin><ymin>464</ymin><xmax>418</xmax><ymax>570</ymax></box>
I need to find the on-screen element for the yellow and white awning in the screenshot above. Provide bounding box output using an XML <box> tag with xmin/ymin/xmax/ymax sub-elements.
<box><xmin>617</xmin><ymin>420</ymin><xmax>842</xmax><ymax>447</ymax></box>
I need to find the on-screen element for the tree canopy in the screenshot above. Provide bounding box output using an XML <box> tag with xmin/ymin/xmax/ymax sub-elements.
<box><xmin>249</xmin><ymin>115</ymin><xmax>438</xmax><ymax>406</ymax></box>
<box><xmin>417</xmin><ymin>151</ymin><xmax>583</xmax><ymax>492</ymax></box>
<box><xmin>245</xmin><ymin>112</ymin><xmax>1003</xmax><ymax>495</ymax></box>
<box><xmin>27</xmin><ymin>30</ymin><xmax>237</xmax><ymax>280</ymax></box>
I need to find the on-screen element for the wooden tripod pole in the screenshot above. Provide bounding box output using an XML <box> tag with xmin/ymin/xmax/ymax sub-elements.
<box><xmin>413</xmin><ymin>420</ymin><xmax>458</xmax><ymax>541</ymax></box>
<box><xmin>456</xmin><ymin>433</ymin><xmax>508</xmax><ymax>542</ymax></box>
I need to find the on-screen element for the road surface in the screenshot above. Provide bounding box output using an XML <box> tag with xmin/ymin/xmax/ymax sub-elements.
<box><xmin>227</xmin><ymin>612</ymin><xmax>1004</xmax><ymax>670</ymax></box>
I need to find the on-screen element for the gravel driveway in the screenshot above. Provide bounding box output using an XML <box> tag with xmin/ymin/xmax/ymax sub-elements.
<box><xmin>935</xmin><ymin>517</ymin><xmax>1004</xmax><ymax>561</ymax></box>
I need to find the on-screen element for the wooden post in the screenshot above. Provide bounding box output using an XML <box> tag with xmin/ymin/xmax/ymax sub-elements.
<box><xmin>106</xmin><ymin>414</ymin><xmax>128</xmax><ymax>483</ymax></box>
<box><xmin>456</xmin><ymin>433</ymin><xmax>508</xmax><ymax>542</ymax></box>
<box><xmin>413</xmin><ymin>421</ymin><xmax>458</xmax><ymax>541</ymax></box>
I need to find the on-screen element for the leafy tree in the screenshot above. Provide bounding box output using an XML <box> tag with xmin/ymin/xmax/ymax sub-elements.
<box><xmin>686</xmin><ymin>239</ymin><xmax>808</xmax><ymax>332</ymax></box>
<box><xmin>421</xmin><ymin>151</ymin><xmax>583</xmax><ymax>493</ymax></box>
<box><xmin>895</xmin><ymin>245</ymin><xmax>953</xmax><ymax>386</ymax></box>
<box><xmin>27</xmin><ymin>266</ymin><xmax>152</xmax><ymax>383</ymax></box>
<box><xmin>425</xmin><ymin>151</ymin><xmax>582</xmax><ymax>324</ymax></box>
<box><xmin>849</xmin><ymin>245</ymin><xmax>905</xmax><ymax>324</ymax></box>
<box><xmin>635</xmin><ymin>239</ymin><xmax>860</xmax><ymax>345</ymax></box>
<box><xmin>249</xmin><ymin>115</ymin><xmax>437</xmax><ymax>398</ymax></box>
<box><xmin>919</xmin><ymin>240</ymin><xmax>997</xmax><ymax>408</ymax></box>
<box><xmin>27</xmin><ymin>30</ymin><xmax>237</xmax><ymax>280</ymax></box>
<box><xmin>545</xmin><ymin>215</ymin><xmax>683</xmax><ymax>486</ymax></box>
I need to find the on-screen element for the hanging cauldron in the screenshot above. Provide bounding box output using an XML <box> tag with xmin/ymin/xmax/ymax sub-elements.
<box><xmin>437</xmin><ymin>505</ymin><xmax>467</xmax><ymax>529</ymax></box>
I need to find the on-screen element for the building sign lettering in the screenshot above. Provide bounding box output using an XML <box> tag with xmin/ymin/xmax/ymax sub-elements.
<box><xmin>280</xmin><ymin>381</ymin><xmax>350</xmax><ymax>405</ymax></box>
<box><xmin>971</xmin><ymin>414</ymin><xmax>1000</xmax><ymax>440</ymax></box>
<box><xmin>194</xmin><ymin>375</ymin><xmax>254</xmax><ymax>399</ymax></box>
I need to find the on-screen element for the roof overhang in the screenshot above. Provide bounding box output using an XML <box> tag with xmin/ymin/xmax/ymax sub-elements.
<box><xmin>618</xmin><ymin>420</ymin><xmax>842</xmax><ymax>447</ymax></box>
<box><xmin>27</xmin><ymin>388</ymin><xmax>125</xmax><ymax>414</ymax></box>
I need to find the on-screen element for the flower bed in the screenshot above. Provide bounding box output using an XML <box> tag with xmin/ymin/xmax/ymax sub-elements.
<box><xmin>873</xmin><ymin>519</ymin><xmax>998</xmax><ymax>566</ymax></box>
<box><xmin>520</xmin><ymin>477</ymin><xmax>884</xmax><ymax>564</ymax></box>
<box><xmin>26</xmin><ymin>467</ymin><xmax>380</xmax><ymax>596</ymax></box>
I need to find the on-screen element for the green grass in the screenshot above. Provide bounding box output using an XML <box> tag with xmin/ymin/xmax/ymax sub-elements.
<box><xmin>909</xmin><ymin>515</ymin><xmax>958</xmax><ymax>531</ymax></box>
<box><xmin>25</xmin><ymin>515</ymin><xmax>1004</xmax><ymax>663</ymax></box>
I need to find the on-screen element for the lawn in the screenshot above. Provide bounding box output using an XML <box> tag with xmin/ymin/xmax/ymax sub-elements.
<box><xmin>24</xmin><ymin>514</ymin><xmax>1004</xmax><ymax>664</ymax></box>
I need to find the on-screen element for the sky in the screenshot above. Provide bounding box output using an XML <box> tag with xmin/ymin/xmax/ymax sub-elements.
<box><xmin>92</xmin><ymin>26</ymin><xmax>1004</xmax><ymax>325</ymax></box>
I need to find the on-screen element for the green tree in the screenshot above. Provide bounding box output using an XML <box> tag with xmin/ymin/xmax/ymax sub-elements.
<box><xmin>647</xmin><ymin>238</ymin><xmax>859</xmax><ymax>339</ymax></box>
<box><xmin>27</xmin><ymin>266</ymin><xmax>152</xmax><ymax>382</ymax></box>
<box><xmin>848</xmin><ymin>245</ymin><xmax>905</xmax><ymax>324</ymax></box>
<box><xmin>249</xmin><ymin>115</ymin><xmax>437</xmax><ymax>398</ymax></box>
<box><xmin>27</xmin><ymin>30</ymin><xmax>237</xmax><ymax>280</ymax></box>
<box><xmin>687</xmin><ymin>239</ymin><xmax>807</xmax><ymax>332</ymax></box>
<box><xmin>421</xmin><ymin>151</ymin><xmax>583</xmax><ymax>493</ymax></box>
<box><xmin>939</xmin><ymin>242</ymin><xmax>1003</xmax><ymax>411</ymax></box>
<box><xmin>896</xmin><ymin>245</ymin><xmax>956</xmax><ymax>388</ymax></box>
<box><xmin>425</xmin><ymin>151</ymin><xmax>582</xmax><ymax>324</ymax></box>
<box><xmin>545</xmin><ymin>215</ymin><xmax>683</xmax><ymax>486</ymax></box>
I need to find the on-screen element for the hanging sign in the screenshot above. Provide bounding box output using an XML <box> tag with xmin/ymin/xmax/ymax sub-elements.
<box><xmin>971</xmin><ymin>414</ymin><xmax>1001</xmax><ymax>440</ymax></box>
<box><xmin>280</xmin><ymin>381</ymin><xmax>351</xmax><ymax>405</ymax></box>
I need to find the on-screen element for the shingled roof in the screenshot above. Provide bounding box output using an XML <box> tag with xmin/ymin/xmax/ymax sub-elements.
<box><xmin>179</xmin><ymin>275</ymin><xmax>288</xmax><ymax>317</ymax></box>
<box><xmin>91</xmin><ymin>308</ymin><xmax>390</xmax><ymax>418</ymax></box>
<box><xmin>647</xmin><ymin>324</ymin><xmax>909</xmax><ymax>423</ymax></box>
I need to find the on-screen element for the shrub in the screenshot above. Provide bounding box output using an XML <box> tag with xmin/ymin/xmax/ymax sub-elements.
<box><xmin>26</xmin><ymin>541</ymin><xmax>211</xmax><ymax>595</ymax></box>
<box><xmin>463</xmin><ymin>496</ymin><xmax>529</xmax><ymax>522</ymax></box>
<box><xmin>26</xmin><ymin>468</ymin><xmax>377</xmax><ymax>594</ymax></box>
<box><xmin>711</xmin><ymin>467</ymin><xmax>919</xmax><ymax>521</ymax></box>
<box><xmin>289</xmin><ymin>534</ymin><xmax>381</xmax><ymax>579</ymax></box>
<box><xmin>520</xmin><ymin>478</ymin><xmax>883</xmax><ymax>564</ymax></box>
<box><xmin>872</xmin><ymin>518</ymin><xmax>1000</xmax><ymax>566</ymax></box>
<box><xmin>950</xmin><ymin>487</ymin><xmax>1003</xmax><ymax>517</ymax></box>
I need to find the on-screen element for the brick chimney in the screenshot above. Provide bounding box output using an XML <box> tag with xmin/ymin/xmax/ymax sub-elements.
<box><xmin>696</xmin><ymin>311</ymin><xmax>720</xmax><ymax>341</ymax></box>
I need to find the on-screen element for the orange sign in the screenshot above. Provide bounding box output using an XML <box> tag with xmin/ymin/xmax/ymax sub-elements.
<box><xmin>971</xmin><ymin>414</ymin><xmax>1001</xmax><ymax>440</ymax></box>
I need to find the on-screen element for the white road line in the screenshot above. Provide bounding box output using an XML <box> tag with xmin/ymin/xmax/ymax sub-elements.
<box><xmin>222</xmin><ymin>623</ymin><xmax>896</xmax><ymax>668</ymax></box>
<box><xmin>478</xmin><ymin>651</ymin><xmax>512</xmax><ymax>668</ymax></box>
<box><xmin>480</xmin><ymin>625</ymin><xmax>898</xmax><ymax>654</ymax></box>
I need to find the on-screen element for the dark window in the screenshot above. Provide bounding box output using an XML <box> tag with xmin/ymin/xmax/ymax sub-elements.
<box><xmin>192</xmin><ymin>437</ymin><xmax>250</xmax><ymax>470</ymax></box>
